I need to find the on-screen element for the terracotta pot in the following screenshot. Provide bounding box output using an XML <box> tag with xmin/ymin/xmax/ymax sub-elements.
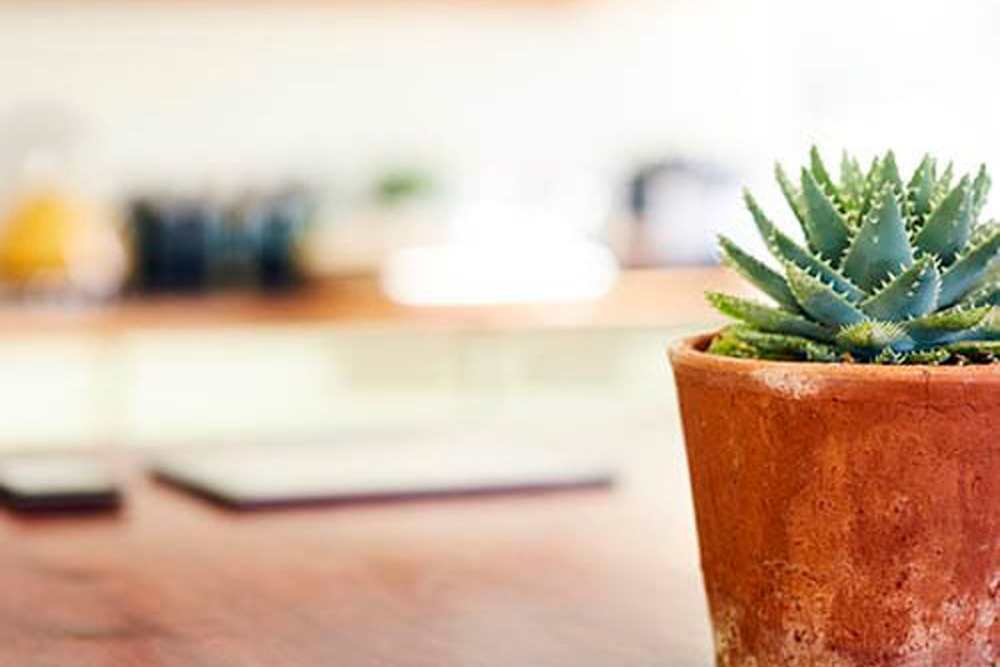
<box><xmin>669</xmin><ymin>333</ymin><xmax>999</xmax><ymax>667</ymax></box>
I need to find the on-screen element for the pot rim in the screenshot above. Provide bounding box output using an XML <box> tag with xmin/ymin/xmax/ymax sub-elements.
<box><xmin>669</xmin><ymin>331</ymin><xmax>1000</xmax><ymax>383</ymax></box>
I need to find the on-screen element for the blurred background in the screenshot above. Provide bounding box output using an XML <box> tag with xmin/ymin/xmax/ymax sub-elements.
<box><xmin>0</xmin><ymin>0</ymin><xmax>996</xmax><ymax>452</ymax></box>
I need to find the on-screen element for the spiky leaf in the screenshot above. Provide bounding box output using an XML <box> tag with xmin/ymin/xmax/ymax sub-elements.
<box><xmin>874</xmin><ymin>347</ymin><xmax>907</xmax><ymax>364</ymax></box>
<box><xmin>938</xmin><ymin>226</ymin><xmax>1000</xmax><ymax>307</ymax></box>
<box><xmin>944</xmin><ymin>339</ymin><xmax>1000</xmax><ymax>362</ymax></box>
<box><xmin>960</xmin><ymin>280</ymin><xmax>1000</xmax><ymax>307</ymax></box>
<box><xmin>774</xmin><ymin>163</ymin><xmax>806</xmax><ymax>230</ymax></box>
<box><xmin>971</xmin><ymin>307</ymin><xmax>1000</xmax><ymax>340</ymax></box>
<box><xmin>836</xmin><ymin>320</ymin><xmax>909</xmax><ymax>354</ymax></box>
<box><xmin>786</xmin><ymin>262</ymin><xmax>867</xmax><ymax>327</ymax></box>
<box><xmin>905</xmin><ymin>305</ymin><xmax>991</xmax><ymax>345</ymax></box>
<box><xmin>706</xmin><ymin>292</ymin><xmax>833</xmax><ymax>341</ymax></box>
<box><xmin>859</xmin><ymin>256</ymin><xmax>939</xmax><ymax>320</ymax></box>
<box><xmin>971</xmin><ymin>164</ymin><xmax>991</xmax><ymax>217</ymax></box>
<box><xmin>727</xmin><ymin>325</ymin><xmax>838</xmax><ymax>362</ymax></box>
<box><xmin>858</xmin><ymin>155</ymin><xmax>882</xmax><ymax>219</ymax></box>
<box><xmin>899</xmin><ymin>347</ymin><xmax>952</xmax><ymax>365</ymax></box>
<box><xmin>706</xmin><ymin>327</ymin><xmax>758</xmax><ymax>359</ymax></box>
<box><xmin>970</xmin><ymin>219</ymin><xmax>999</xmax><ymax>247</ymax></box>
<box><xmin>743</xmin><ymin>190</ymin><xmax>864</xmax><ymax>300</ymax></box>
<box><xmin>841</xmin><ymin>185</ymin><xmax>914</xmax><ymax>291</ymax></box>
<box><xmin>913</xmin><ymin>177</ymin><xmax>973</xmax><ymax>263</ymax></box>
<box><xmin>906</xmin><ymin>154</ymin><xmax>936</xmax><ymax>225</ymax></box>
<box><xmin>879</xmin><ymin>150</ymin><xmax>904</xmax><ymax>195</ymax></box>
<box><xmin>801</xmin><ymin>167</ymin><xmax>852</xmax><ymax>263</ymax></box>
<box><xmin>839</xmin><ymin>151</ymin><xmax>865</xmax><ymax>216</ymax></box>
<box><xmin>936</xmin><ymin>161</ymin><xmax>954</xmax><ymax>200</ymax></box>
<box><xmin>717</xmin><ymin>236</ymin><xmax>799</xmax><ymax>311</ymax></box>
<box><xmin>809</xmin><ymin>146</ymin><xmax>841</xmax><ymax>203</ymax></box>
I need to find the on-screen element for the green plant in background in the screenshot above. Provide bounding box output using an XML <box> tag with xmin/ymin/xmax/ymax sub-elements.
<box><xmin>374</xmin><ymin>167</ymin><xmax>435</xmax><ymax>208</ymax></box>
<box><xmin>708</xmin><ymin>148</ymin><xmax>1000</xmax><ymax>364</ymax></box>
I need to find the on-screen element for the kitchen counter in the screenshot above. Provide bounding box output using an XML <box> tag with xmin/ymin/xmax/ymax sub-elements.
<box><xmin>0</xmin><ymin>268</ymin><xmax>746</xmax><ymax>337</ymax></box>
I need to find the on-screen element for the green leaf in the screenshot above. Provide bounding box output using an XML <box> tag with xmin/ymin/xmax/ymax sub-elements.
<box><xmin>841</xmin><ymin>185</ymin><xmax>914</xmax><ymax>291</ymax></box>
<box><xmin>717</xmin><ymin>236</ymin><xmax>800</xmax><ymax>311</ymax></box>
<box><xmin>971</xmin><ymin>307</ymin><xmax>1000</xmax><ymax>340</ymax></box>
<box><xmin>839</xmin><ymin>151</ymin><xmax>865</xmax><ymax>214</ymax></box>
<box><xmin>904</xmin><ymin>305</ymin><xmax>991</xmax><ymax>345</ymax></box>
<box><xmin>864</xmin><ymin>155</ymin><xmax>882</xmax><ymax>182</ymax></box>
<box><xmin>913</xmin><ymin>177</ymin><xmax>973</xmax><ymax>264</ymax></box>
<box><xmin>944</xmin><ymin>339</ymin><xmax>1000</xmax><ymax>362</ymax></box>
<box><xmin>859</xmin><ymin>256</ymin><xmax>940</xmax><ymax>320</ymax></box>
<box><xmin>743</xmin><ymin>190</ymin><xmax>864</xmax><ymax>300</ymax></box>
<box><xmin>809</xmin><ymin>146</ymin><xmax>841</xmax><ymax>203</ymax></box>
<box><xmin>879</xmin><ymin>150</ymin><xmax>904</xmax><ymax>195</ymax></box>
<box><xmin>727</xmin><ymin>325</ymin><xmax>839</xmax><ymax>362</ymax></box>
<box><xmin>858</xmin><ymin>155</ymin><xmax>883</xmax><ymax>219</ymax></box>
<box><xmin>786</xmin><ymin>262</ymin><xmax>867</xmax><ymax>327</ymax></box>
<box><xmin>899</xmin><ymin>347</ymin><xmax>952</xmax><ymax>365</ymax></box>
<box><xmin>936</xmin><ymin>161</ymin><xmax>954</xmax><ymax>200</ymax></box>
<box><xmin>906</xmin><ymin>154</ymin><xmax>936</xmax><ymax>225</ymax></box>
<box><xmin>706</xmin><ymin>292</ymin><xmax>833</xmax><ymax>341</ymax></box>
<box><xmin>707</xmin><ymin>327</ymin><xmax>758</xmax><ymax>359</ymax></box>
<box><xmin>774</xmin><ymin>163</ymin><xmax>806</xmax><ymax>230</ymax></box>
<box><xmin>836</xmin><ymin>320</ymin><xmax>909</xmax><ymax>354</ymax></box>
<box><xmin>971</xmin><ymin>164</ymin><xmax>991</xmax><ymax>218</ymax></box>
<box><xmin>938</xmin><ymin>225</ymin><xmax>1000</xmax><ymax>307</ymax></box>
<box><xmin>970</xmin><ymin>220</ymin><xmax>999</xmax><ymax>246</ymax></box>
<box><xmin>801</xmin><ymin>167</ymin><xmax>852</xmax><ymax>263</ymax></box>
<box><xmin>874</xmin><ymin>347</ymin><xmax>907</xmax><ymax>365</ymax></box>
<box><xmin>959</xmin><ymin>280</ymin><xmax>1000</xmax><ymax>307</ymax></box>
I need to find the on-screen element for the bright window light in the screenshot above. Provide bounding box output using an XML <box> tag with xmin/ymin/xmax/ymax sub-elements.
<box><xmin>380</xmin><ymin>240</ymin><xmax>619</xmax><ymax>306</ymax></box>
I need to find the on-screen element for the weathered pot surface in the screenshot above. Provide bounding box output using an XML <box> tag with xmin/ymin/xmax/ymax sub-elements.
<box><xmin>669</xmin><ymin>333</ymin><xmax>999</xmax><ymax>667</ymax></box>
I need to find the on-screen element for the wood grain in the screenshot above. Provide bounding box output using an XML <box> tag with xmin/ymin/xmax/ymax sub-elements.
<box><xmin>0</xmin><ymin>459</ymin><xmax>713</xmax><ymax>666</ymax></box>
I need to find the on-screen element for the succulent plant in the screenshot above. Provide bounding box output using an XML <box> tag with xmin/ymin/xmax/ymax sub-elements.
<box><xmin>708</xmin><ymin>148</ymin><xmax>1000</xmax><ymax>364</ymax></box>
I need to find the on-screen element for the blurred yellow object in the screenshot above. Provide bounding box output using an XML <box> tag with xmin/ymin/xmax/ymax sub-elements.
<box><xmin>0</xmin><ymin>192</ymin><xmax>78</xmax><ymax>282</ymax></box>
<box><xmin>0</xmin><ymin>190</ymin><xmax>126</xmax><ymax>296</ymax></box>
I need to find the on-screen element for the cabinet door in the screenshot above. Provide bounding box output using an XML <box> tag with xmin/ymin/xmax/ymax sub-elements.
<box><xmin>0</xmin><ymin>338</ymin><xmax>105</xmax><ymax>451</ymax></box>
<box><xmin>119</xmin><ymin>327</ymin><xmax>343</xmax><ymax>446</ymax></box>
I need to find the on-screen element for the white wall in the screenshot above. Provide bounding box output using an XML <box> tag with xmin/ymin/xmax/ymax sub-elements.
<box><xmin>0</xmin><ymin>1</ymin><xmax>798</xmax><ymax>193</ymax></box>
<box><xmin>0</xmin><ymin>1</ymin><xmax>997</xmax><ymax>236</ymax></box>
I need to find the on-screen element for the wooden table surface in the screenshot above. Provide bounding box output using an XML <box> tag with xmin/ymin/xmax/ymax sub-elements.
<box><xmin>0</xmin><ymin>268</ymin><xmax>746</xmax><ymax>337</ymax></box>
<box><xmin>0</xmin><ymin>452</ymin><xmax>713</xmax><ymax>666</ymax></box>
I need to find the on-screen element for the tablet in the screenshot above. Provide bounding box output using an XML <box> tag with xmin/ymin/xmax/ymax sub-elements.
<box><xmin>152</xmin><ymin>442</ymin><xmax>617</xmax><ymax>509</ymax></box>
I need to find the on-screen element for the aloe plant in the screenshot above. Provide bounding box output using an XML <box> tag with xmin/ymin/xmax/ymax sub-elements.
<box><xmin>709</xmin><ymin>148</ymin><xmax>1000</xmax><ymax>364</ymax></box>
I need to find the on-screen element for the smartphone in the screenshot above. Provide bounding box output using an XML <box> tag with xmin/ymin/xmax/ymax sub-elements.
<box><xmin>0</xmin><ymin>454</ymin><xmax>122</xmax><ymax>512</ymax></box>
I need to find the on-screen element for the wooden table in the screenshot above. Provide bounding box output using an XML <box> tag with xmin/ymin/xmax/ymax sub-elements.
<box><xmin>0</xmin><ymin>451</ymin><xmax>713</xmax><ymax>666</ymax></box>
<box><xmin>0</xmin><ymin>268</ymin><xmax>746</xmax><ymax>337</ymax></box>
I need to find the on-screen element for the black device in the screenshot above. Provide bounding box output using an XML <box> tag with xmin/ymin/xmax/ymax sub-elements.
<box><xmin>0</xmin><ymin>455</ymin><xmax>122</xmax><ymax>513</ymax></box>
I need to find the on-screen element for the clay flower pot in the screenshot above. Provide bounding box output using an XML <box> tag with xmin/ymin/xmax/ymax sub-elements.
<box><xmin>669</xmin><ymin>333</ymin><xmax>999</xmax><ymax>667</ymax></box>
